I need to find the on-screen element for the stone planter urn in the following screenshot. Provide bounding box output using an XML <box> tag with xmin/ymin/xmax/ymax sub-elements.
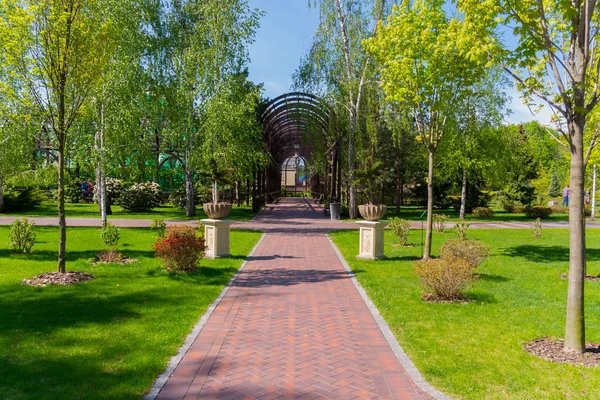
<box><xmin>358</xmin><ymin>204</ymin><xmax>387</xmax><ymax>221</ymax></box>
<box><xmin>203</xmin><ymin>202</ymin><xmax>232</xmax><ymax>219</ymax></box>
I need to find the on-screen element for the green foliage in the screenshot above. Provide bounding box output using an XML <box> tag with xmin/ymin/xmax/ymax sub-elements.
<box><xmin>532</xmin><ymin>218</ymin><xmax>542</xmax><ymax>239</ymax></box>
<box><xmin>454</xmin><ymin>219</ymin><xmax>470</xmax><ymax>240</ymax></box>
<box><xmin>100</xmin><ymin>223</ymin><xmax>120</xmax><ymax>248</ymax></box>
<box><xmin>524</xmin><ymin>206</ymin><xmax>552</xmax><ymax>220</ymax></box>
<box><xmin>120</xmin><ymin>182</ymin><xmax>161</xmax><ymax>212</ymax></box>
<box><xmin>547</xmin><ymin>171</ymin><xmax>561</xmax><ymax>198</ymax></box>
<box><xmin>433</xmin><ymin>214</ymin><xmax>449</xmax><ymax>233</ymax></box>
<box><xmin>9</xmin><ymin>218</ymin><xmax>36</xmax><ymax>253</ymax></box>
<box><xmin>150</xmin><ymin>218</ymin><xmax>167</xmax><ymax>238</ymax></box>
<box><xmin>354</xmin><ymin>160</ymin><xmax>383</xmax><ymax>204</ymax></box>
<box><xmin>472</xmin><ymin>207</ymin><xmax>494</xmax><ymax>217</ymax></box>
<box><xmin>414</xmin><ymin>257</ymin><xmax>477</xmax><ymax>301</ymax></box>
<box><xmin>388</xmin><ymin>217</ymin><xmax>411</xmax><ymax>246</ymax></box>
<box><xmin>439</xmin><ymin>239</ymin><xmax>490</xmax><ymax>268</ymax></box>
<box><xmin>3</xmin><ymin>188</ymin><xmax>45</xmax><ymax>212</ymax></box>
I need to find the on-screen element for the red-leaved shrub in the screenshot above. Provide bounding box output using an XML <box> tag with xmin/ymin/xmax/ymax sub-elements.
<box><xmin>153</xmin><ymin>225</ymin><xmax>206</xmax><ymax>272</ymax></box>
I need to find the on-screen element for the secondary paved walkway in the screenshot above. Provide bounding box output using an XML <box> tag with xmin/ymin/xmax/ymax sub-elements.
<box><xmin>153</xmin><ymin>198</ymin><xmax>435</xmax><ymax>399</ymax></box>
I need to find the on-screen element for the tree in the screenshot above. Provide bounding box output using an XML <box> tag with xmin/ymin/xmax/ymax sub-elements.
<box><xmin>165</xmin><ymin>0</ymin><xmax>261</xmax><ymax>217</ymax></box>
<box><xmin>365</xmin><ymin>0</ymin><xmax>487</xmax><ymax>259</ymax></box>
<box><xmin>460</xmin><ymin>0</ymin><xmax>600</xmax><ymax>353</ymax></box>
<box><xmin>1</xmin><ymin>0</ymin><xmax>116</xmax><ymax>272</ymax></box>
<box><xmin>295</xmin><ymin>0</ymin><xmax>387</xmax><ymax>218</ymax></box>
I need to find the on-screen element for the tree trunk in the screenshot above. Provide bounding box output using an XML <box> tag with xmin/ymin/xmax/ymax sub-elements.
<box><xmin>460</xmin><ymin>169</ymin><xmax>467</xmax><ymax>220</ymax></box>
<box><xmin>96</xmin><ymin>103</ymin><xmax>107</xmax><ymax>225</ymax></box>
<box><xmin>235</xmin><ymin>181</ymin><xmax>240</xmax><ymax>207</ymax></box>
<box><xmin>246</xmin><ymin>179</ymin><xmax>250</xmax><ymax>206</ymax></box>
<box><xmin>0</xmin><ymin>170</ymin><xmax>4</xmax><ymax>213</ymax></box>
<box><xmin>57</xmin><ymin>139</ymin><xmax>67</xmax><ymax>273</ymax></box>
<box><xmin>592</xmin><ymin>164</ymin><xmax>596</xmax><ymax>219</ymax></box>
<box><xmin>184</xmin><ymin>156</ymin><xmax>195</xmax><ymax>217</ymax></box>
<box><xmin>395</xmin><ymin>149</ymin><xmax>401</xmax><ymax>215</ymax></box>
<box><xmin>564</xmin><ymin>117</ymin><xmax>587</xmax><ymax>353</ymax></box>
<box><xmin>423</xmin><ymin>149</ymin><xmax>435</xmax><ymax>260</ymax></box>
<box><xmin>212</xmin><ymin>181</ymin><xmax>219</xmax><ymax>203</ymax></box>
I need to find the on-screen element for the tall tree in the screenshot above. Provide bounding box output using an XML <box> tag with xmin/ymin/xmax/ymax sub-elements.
<box><xmin>0</xmin><ymin>0</ymin><xmax>116</xmax><ymax>272</ymax></box>
<box><xmin>295</xmin><ymin>0</ymin><xmax>387</xmax><ymax>218</ymax></box>
<box><xmin>460</xmin><ymin>0</ymin><xmax>600</xmax><ymax>354</ymax></box>
<box><xmin>366</xmin><ymin>0</ymin><xmax>487</xmax><ymax>258</ymax></box>
<box><xmin>165</xmin><ymin>0</ymin><xmax>261</xmax><ymax>216</ymax></box>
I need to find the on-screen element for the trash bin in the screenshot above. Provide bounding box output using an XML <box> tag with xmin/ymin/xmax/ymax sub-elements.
<box><xmin>330</xmin><ymin>202</ymin><xmax>341</xmax><ymax>220</ymax></box>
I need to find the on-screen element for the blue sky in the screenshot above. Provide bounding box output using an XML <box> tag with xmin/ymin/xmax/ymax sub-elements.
<box><xmin>246</xmin><ymin>0</ymin><xmax>551</xmax><ymax>126</ymax></box>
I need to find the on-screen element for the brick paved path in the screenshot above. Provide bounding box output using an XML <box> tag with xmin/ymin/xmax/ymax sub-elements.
<box><xmin>154</xmin><ymin>198</ymin><xmax>435</xmax><ymax>399</ymax></box>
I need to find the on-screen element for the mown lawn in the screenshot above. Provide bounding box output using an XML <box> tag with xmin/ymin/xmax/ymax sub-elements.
<box><xmin>0</xmin><ymin>227</ymin><xmax>262</xmax><ymax>400</ymax></box>
<box><xmin>1</xmin><ymin>202</ymin><xmax>257</xmax><ymax>221</ymax></box>
<box><xmin>341</xmin><ymin>205</ymin><xmax>570</xmax><ymax>223</ymax></box>
<box><xmin>330</xmin><ymin>228</ymin><xmax>600</xmax><ymax>399</ymax></box>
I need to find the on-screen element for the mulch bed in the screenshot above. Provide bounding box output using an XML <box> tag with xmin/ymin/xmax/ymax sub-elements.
<box><xmin>91</xmin><ymin>250</ymin><xmax>139</xmax><ymax>265</ymax></box>
<box><xmin>559</xmin><ymin>274</ymin><xmax>600</xmax><ymax>282</ymax></box>
<box><xmin>22</xmin><ymin>272</ymin><xmax>95</xmax><ymax>287</ymax></box>
<box><xmin>525</xmin><ymin>338</ymin><xmax>600</xmax><ymax>367</ymax></box>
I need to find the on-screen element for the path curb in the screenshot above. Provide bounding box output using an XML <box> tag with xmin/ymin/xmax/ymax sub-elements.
<box><xmin>144</xmin><ymin>233</ymin><xmax>267</xmax><ymax>400</ymax></box>
<box><xmin>327</xmin><ymin>234</ymin><xmax>453</xmax><ymax>400</ymax></box>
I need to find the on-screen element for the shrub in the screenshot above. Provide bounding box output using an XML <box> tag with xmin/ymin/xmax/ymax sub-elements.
<box><xmin>9</xmin><ymin>218</ymin><xmax>36</xmax><ymax>253</ymax></box>
<box><xmin>100</xmin><ymin>222</ymin><xmax>120</xmax><ymax>248</ymax></box>
<box><xmin>4</xmin><ymin>187</ymin><xmax>46</xmax><ymax>211</ymax></box>
<box><xmin>550</xmin><ymin>205</ymin><xmax>568</xmax><ymax>214</ymax></box>
<box><xmin>151</xmin><ymin>218</ymin><xmax>167</xmax><ymax>237</ymax></box>
<box><xmin>585</xmin><ymin>206</ymin><xmax>592</xmax><ymax>217</ymax></box>
<box><xmin>197</xmin><ymin>221</ymin><xmax>205</xmax><ymax>237</ymax></box>
<box><xmin>120</xmin><ymin>182</ymin><xmax>161</xmax><ymax>212</ymax></box>
<box><xmin>512</xmin><ymin>205</ymin><xmax>526</xmax><ymax>214</ymax></box>
<box><xmin>414</xmin><ymin>257</ymin><xmax>477</xmax><ymax>301</ymax></box>
<box><xmin>53</xmin><ymin>180</ymin><xmax>83</xmax><ymax>203</ymax></box>
<box><xmin>154</xmin><ymin>225</ymin><xmax>206</xmax><ymax>272</ymax></box>
<box><xmin>388</xmin><ymin>217</ymin><xmax>411</xmax><ymax>245</ymax></box>
<box><xmin>433</xmin><ymin>214</ymin><xmax>448</xmax><ymax>233</ymax></box>
<box><xmin>472</xmin><ymin>207</ymin><xmax>494</xmax><ymax>217</ymax></box>
<box><xmin>454</xmin><ymin>219</ymin><xmax>470</xmax><ymax>240</ymax></box>
<box><xmin>439</xmin><ymin>239</ymin><xmax>490</xmax><ymax>268</ymax></box>
<box><xmin>532</xmin><ymin>218</ymin><xmax>542</xmax><ymax>239</ymax></box>
<box><xmin>524</xmin><ymin>206</ymin><xmax>552</xmax><ymax>219</ymax></box>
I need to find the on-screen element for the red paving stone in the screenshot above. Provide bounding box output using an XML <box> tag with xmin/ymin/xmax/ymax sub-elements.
<box><xmin>156</xmin><ymin>198</ymin><xmax>433</xmax><ymax>399</ymax></box>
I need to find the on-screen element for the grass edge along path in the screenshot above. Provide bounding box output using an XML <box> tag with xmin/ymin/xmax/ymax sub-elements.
<box><xmin>0</xmin><ymin>227</ymin><xmax>263</xmax><ymax>400</ymax></box>
<box><xmin>329</xmin><ymin>228</ymin><xmax>600</xmax><ymax>400</ymax></box>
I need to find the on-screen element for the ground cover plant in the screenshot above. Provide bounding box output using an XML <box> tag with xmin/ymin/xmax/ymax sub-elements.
<box><xmin>0</xmin><ymin>226</ymin><xmax>262</xmax><ymax>399</ymax></box>
<box><xmin>330</xmin><ymin>229</ymin><xmax>600</xmax><ymax>399</ymax></box>
<box><xmin>1</xmin><ymin>202</ymin><xmax>258</xmax><ymax>221</ymax></box>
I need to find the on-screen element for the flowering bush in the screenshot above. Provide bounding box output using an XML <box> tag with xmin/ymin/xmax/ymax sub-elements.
<box><xmin>120</xmin><ymin>182</ymin><xmax>161</xmax><ymax>212</ymax></box>
<box><xmin>94</xmin><ymin>178</ymin><xmax>124</xmax><ymax>205</ymax></box>
<box><xmin>153</xmin><ymin>225</ymin><xmax>206</xmax><ymax>272</ymax></box>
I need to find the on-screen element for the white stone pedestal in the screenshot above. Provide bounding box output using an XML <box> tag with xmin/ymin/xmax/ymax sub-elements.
<box><xmin>201</xmin><ymin>219</ymin><xmax>233</xmax><ymax>258</ymax></box>
<box><xmin>356</xmin><ymin>220</ymin><xmax>388</xmax><ymax>260</ymax></box>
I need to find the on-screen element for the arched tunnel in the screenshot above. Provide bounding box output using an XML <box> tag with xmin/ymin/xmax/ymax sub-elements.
<box><xmin>252</xmin><ymin>92</ymin><xmax>342</xmax><ymax>211</ymax></box>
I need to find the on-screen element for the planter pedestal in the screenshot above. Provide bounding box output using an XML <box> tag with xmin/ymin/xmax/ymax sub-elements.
<box><xmin>356</xmin><ymin>220</ymin><xmax>387</xmax><ymax>260</ymax></box>
<box><xmin>201</xmin><ymin>219</ymin><xmax>233</xmax><ymax>258</ymax></box>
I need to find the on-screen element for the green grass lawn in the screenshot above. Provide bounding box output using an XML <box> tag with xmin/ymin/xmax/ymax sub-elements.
<box><xmin>330</xmin><ymin>229</ymin><xmax>600</xmax><ymax>399</ymax></box>
<box><xmin>339</xmin><ymin>205</ymin><xmax>570</xmax><ymax>223</ymax></box>
<box><xmin>0</xmin><ymin>227</ymin><xmax>262</xmax><ymax>400</ymax></box>
<box><xmin>1</xmin><ymin>202</ymin><xmax>257</xmax><ymax>221</ymax></box>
